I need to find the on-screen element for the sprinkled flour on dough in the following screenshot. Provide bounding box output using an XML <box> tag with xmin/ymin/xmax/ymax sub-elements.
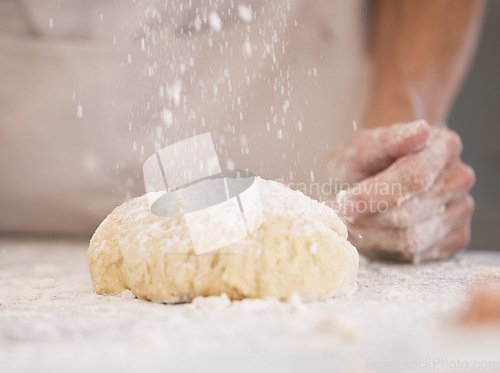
<box><xmin>88</xmin><ymin>178</ymin><xmax>358</xmax><ymax>302</ymax></box>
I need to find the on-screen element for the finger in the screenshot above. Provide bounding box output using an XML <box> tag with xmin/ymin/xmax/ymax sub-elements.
<box><xmin>388</xmin><ymin>161</ymin><xmax>474</xmax><ymax>228</ymax></box>
<box><xmin>349</xmin><ymin>195</ymin><xmax>474</xmax><ymax>261</ymax></box>
<box><xmin>354</xmin><ymin>120</ymin><xmax>431</xmax><ymax>173</ymax></box>
<box><xmin>416</xmin><ymin>224</ymin><xmax>471</xmax><ymax>263</ymax></box>
<box><xmin>338</xmin><ymin>129</ymin><xmax>462</xmax><ymax>216</ymax></box>
<box><xmin>355</xmin><ymin>160</ymin><xmax>475</xmax><ymax>228</ymax></box>
<box><xmin>328</xmin><ymin>120</ymin><xmax>430</xmax><ymax>184</ymax></box>
<box><xmin>396</xmin><ymin>195</ymin><xmax>473</xmax><ymax>254</ymax></box>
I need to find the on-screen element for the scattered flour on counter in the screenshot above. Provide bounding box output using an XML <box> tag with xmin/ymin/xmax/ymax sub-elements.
<box><xmin>1</xmin><ymin>238</ymin><xmax>500</xmax><ymax>373</ymax></box>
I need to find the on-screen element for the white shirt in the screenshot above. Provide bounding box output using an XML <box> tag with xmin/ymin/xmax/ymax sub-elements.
<box><xmin>0</xmin><ymin>0</ymin><xmax>372</xmax><ymax>234</ymax></box>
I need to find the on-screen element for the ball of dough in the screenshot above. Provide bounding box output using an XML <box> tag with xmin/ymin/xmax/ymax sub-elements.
<box><xmin>88</xmin><ymin>178</ymin><xmax>358</xmax><ymax>302</ymax></box>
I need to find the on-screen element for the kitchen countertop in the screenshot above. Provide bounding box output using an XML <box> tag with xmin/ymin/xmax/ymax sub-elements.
<box><xmin>1</xmin><ymin>236</ymin><xmax>499</xmax><ymax>373</ymax></box>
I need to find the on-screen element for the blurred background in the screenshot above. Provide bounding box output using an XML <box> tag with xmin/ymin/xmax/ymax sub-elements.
<box><xmin>0</xmin><ymin>0</ymin><xmax>498</xmax><ymax>253</ymax></box>
<box><xmin>450</xmin><ymin>0</ymin><xmax>500</xmax><ymax>252</ymax></box>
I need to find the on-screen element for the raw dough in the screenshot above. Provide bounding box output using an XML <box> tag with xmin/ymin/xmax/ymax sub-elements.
<box><xmin>87</xmin><ymin>178</ymin><xmax>359</xmax><ymax>302</ymax></box>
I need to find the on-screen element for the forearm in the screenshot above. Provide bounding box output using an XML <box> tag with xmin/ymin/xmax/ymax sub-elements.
<box><xmin>364</xmin><ymin>0</ymin><xmax>486</xmax><ymax>128</ymax></box>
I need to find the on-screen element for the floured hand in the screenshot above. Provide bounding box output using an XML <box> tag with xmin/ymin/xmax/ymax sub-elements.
<box><xmin>328</xmin><ymin>120</ymin><xmax>475</xmax><ymax>263</ymax></box>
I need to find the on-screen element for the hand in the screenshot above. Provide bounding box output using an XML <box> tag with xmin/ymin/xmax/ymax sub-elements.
<box><xmin>328</xmin><ymin>120</ymin><xmax>475</xmax><ymax>263</ymax></box>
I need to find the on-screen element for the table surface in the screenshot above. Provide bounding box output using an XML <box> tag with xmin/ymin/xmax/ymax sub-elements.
<box><xmin>1</xmin><ymin>237</ymin><xmax>500</xmax><ymax>373</ymax></box>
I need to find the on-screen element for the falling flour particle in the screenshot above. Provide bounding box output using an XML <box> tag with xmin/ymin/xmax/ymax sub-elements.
<box><xmin>209</xmin><ymin>12</ymin><xmax>222</xmax><ymax>32</ymax></box>
<box><xmin>162</xmin><ymin>109</ymin><xmax>173</xmax><ymax>127</ymax></box>
<box><xmin>352</xmin><ymin>120</ymin><xmax>358</xmax><ymax>131</ymax></box>
<box><xmin>244</xmin><ymin>40</ymin><xmax>252</xmax><ymax>56</ymax></box>
<box><xmin>49</xmin><ymin>18</ymin><xmax>53</xmax><ymax>28</ymax></box>
<box><xmin>283</xmin><ymin>100</ymin><xmax>290</xmax><ymax>114</ymax></box>
<box><xmin>238</xmin><ymin>5</ymin><xmax>253</xmax><ymax>22</ymax></box>
<box><xmin>167</xmin><ymin>81</ymin><xmax>182</xmax><ymax>106</ymax></box>
<box><xmin>194</xmin><ymin>15</ymin><xmax>202</xmax><ymax>32</ymax></box>
<box><xmin>76</xmin><ymin>105</ymin><xmax>83</xmax><ymax>118</ymax></box>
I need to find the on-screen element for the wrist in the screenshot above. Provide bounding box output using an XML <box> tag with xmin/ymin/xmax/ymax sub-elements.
<box><xmin>363</xmin><ymin>83</ymin><xmax>419</xmax><ymax>128</ymax></box>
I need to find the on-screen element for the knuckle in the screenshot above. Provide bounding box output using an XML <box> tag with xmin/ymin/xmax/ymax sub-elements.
<box><xmin>463</xmin><ymin>164</ymin><xmax>476</xmax><ymax>189</ymax></box>
<box><xmin>464</xmin><ymin>195</ymin><xmax>475</xmax><ymax>215</ymax></box>
<box><xmin>447</xmin><ymin>130</ymin><xmax>463</xmax><ymax>154</ymax></box>
<box><xmin>456</xmin><ymin>226</ymin><xmax>471</xmax><ymax>250</ymax></box>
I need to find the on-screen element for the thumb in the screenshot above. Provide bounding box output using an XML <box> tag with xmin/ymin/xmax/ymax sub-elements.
<box><xmin>356</xmin><ymin>119</ymin><xmax>431</xmax><ymax>174</ymax></box>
